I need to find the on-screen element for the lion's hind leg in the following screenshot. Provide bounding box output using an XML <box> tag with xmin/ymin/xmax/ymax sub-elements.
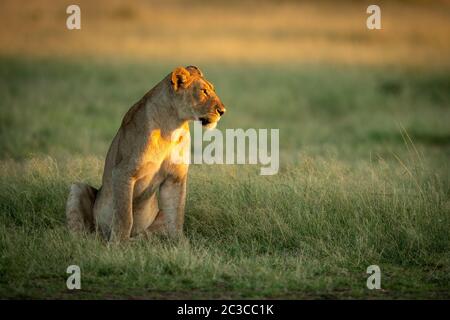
<box><xmin>66</xmin><ymin>183</ymin><xmax>98</xmax><ymax>233</ymax></box>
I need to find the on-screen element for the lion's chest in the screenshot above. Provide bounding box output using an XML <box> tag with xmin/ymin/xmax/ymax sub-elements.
<box><xmin>133</xmin><ymin>127</ymin><xmax>190</xmax><ymax>200</ymax></box>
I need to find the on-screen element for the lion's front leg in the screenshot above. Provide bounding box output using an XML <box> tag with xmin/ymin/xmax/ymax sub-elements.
<box><xmin>151</xmin><ymin>176</ymin><xmax>187</xmax><ymax>236</ymax></box>
<box><xmin>109</xmin><ymin>167</ymin><xmax>135</xmax><ymax>242</ymax></box>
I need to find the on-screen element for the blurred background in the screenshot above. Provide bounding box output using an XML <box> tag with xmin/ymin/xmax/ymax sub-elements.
<box><xmin>1</xmin><ymin>0</ymin><xmax>449</xmax><ymax>65</ymax></box>
<box><xmin>0</xmin><ymin>0</ymin><xmax>449</xmax><ymax>162</ymax></box>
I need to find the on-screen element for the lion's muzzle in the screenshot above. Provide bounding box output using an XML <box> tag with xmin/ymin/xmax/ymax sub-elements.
<box><xmin>200</xmin><ymin>103</ymin><xmax>226</xmax><ymax>128</ymax></box>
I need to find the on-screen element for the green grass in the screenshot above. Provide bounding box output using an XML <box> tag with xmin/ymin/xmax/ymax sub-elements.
<box><xmin>0</xmin><ymin>57</ymin><xmax>449</xmax><ymax>299</ymax></box>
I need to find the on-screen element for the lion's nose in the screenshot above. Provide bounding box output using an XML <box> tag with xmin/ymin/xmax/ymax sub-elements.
<box><xmin>216</xmin><ymin>106</ymin><xmax>226</xmax><ymax>116</ymax></box>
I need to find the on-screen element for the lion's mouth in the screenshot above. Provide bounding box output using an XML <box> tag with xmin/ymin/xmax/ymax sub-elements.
<box><xmin>199</xmin><ymin>116</ymin><xmax>220</xmax><ymax>126</ymax></box>
<box><xmin>199</xmin><ymin>116</ymin><xmax>219</xmax><ymax>129</ymax></box>
<box><xmin>199</xmin><ymin>117</ymin><xmax>211</xmax><ymax>126</ymax></box>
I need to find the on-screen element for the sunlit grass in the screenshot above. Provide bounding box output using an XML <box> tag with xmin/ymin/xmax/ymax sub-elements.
<box><xmin>0</xmin><ymin>153</ymin><xmax>448</xmax><ymax>298</ymax></box>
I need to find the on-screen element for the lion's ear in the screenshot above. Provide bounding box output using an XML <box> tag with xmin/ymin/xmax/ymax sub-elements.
<box><xmin>185</xmin><ymin>65</ymin><xmax>203</xmax><ymax>77</ymax></box>
<box><xmin>171</xmin><ymin>67</ymin><xmax>191</xmax><ymax>91</ymax></box>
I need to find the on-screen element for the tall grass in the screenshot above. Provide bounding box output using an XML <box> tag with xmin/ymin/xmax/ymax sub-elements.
<box><xmin>0</xmin><ymin>152</ymin><xmax>448</xmax><ymax>298</ymax></box>
<box><xmin>0</xmin><ymin>57</ymin><xmax>449</xmax><ymax>298</ymax></box>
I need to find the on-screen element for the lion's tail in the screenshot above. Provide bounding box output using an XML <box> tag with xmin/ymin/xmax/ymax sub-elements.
<box><xmin>65</xmin><ymin>183</ymin><xmax>98</xmax><ymax>233</ymax></box>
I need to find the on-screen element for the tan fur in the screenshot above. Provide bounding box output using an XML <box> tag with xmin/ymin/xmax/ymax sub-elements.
<box><xmin>65</xmin><ymin>66</ymin><xmax>226</xmax><ymax>241</ymax></box>
<box><xmin>66</xmin><ymin>183</ymin><xmax>97</xmax><ymax>233</ymax></box>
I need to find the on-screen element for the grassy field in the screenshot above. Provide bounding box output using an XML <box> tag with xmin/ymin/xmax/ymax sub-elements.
<box><xmin>0</xmin><ymin>56</ymin><xmax>449</xmax><ymax>299</ymax></box>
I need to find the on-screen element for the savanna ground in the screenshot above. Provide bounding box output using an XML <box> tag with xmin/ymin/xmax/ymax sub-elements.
<box><xmin>0</xmin><ymin>0</ymin><xmax>449</xmax><ymax>299</ymax></box>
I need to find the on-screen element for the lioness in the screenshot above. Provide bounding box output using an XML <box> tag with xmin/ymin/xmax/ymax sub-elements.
<box><xmin>66</xmin><ymin>66</ymin><xmax>226</xmax><ymax>241</ymax></box>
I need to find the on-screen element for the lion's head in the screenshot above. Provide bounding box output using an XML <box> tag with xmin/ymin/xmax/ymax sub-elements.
<box><xmin>170</xmin><ymin>66</ymin><xmax>226</xmax><ymax>129</ymax></box>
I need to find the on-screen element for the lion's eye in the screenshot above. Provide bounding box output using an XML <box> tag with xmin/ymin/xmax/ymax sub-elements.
<box><xmin>202</xmin><ymin>89</ymin><xmax>208</xmax><ymax>96</ymax></box>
